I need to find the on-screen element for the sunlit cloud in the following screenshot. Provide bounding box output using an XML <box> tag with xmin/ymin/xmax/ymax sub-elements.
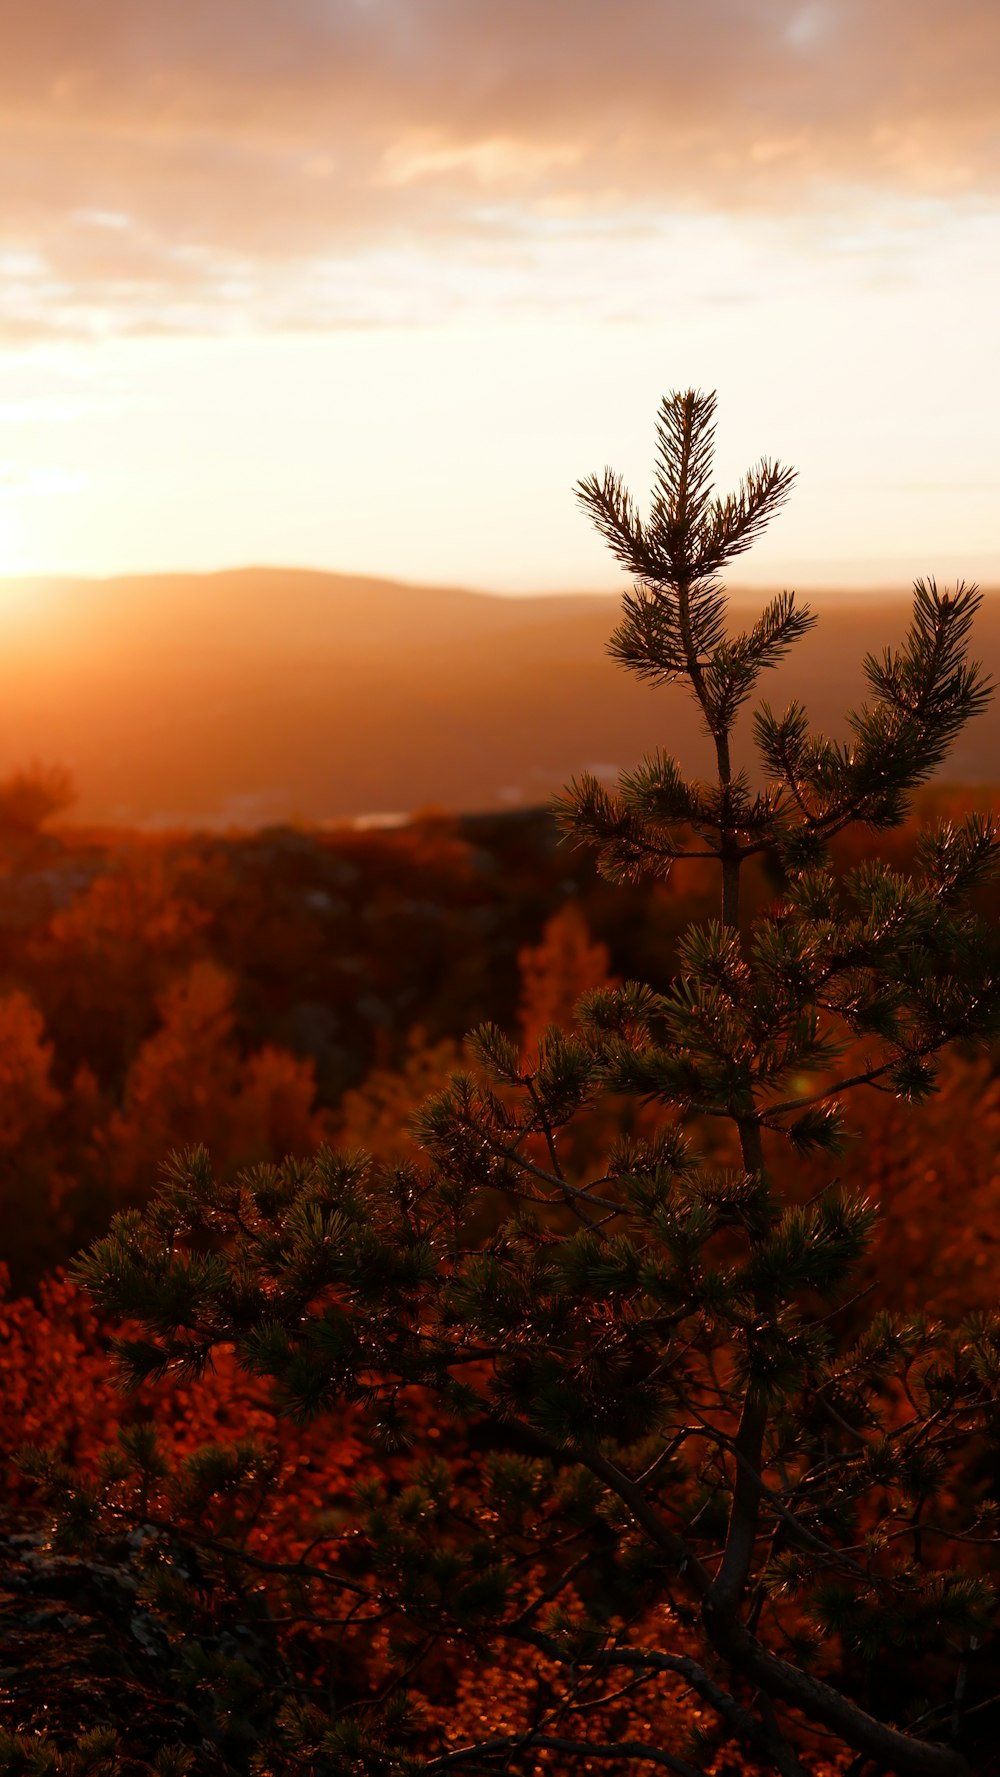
<box><xmin>0</xmin><ymin>1</ymin><xmax>995</xmax><ymax>589</ymax></box>
<box><xmin>0</xmin><ymin>0</ymin><xmax>997</xmax><ymax>338</ymax></box>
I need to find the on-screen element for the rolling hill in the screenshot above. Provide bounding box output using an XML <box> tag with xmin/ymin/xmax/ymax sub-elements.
<box><xmin>0</xmin><ymin>568</ymin><xmax>996</xmax><ymax>827</ymax></box>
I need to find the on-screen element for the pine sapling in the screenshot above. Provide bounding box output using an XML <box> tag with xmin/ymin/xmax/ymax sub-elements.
<box><xmin>63</xmin><ymin>391</ymin><xmax>1000</xmax><ymax>1777</ymax></box>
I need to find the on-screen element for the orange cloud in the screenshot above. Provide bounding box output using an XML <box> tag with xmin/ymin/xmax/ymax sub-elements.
<box><xmin>0</xmin><ymin>0</ymin><xmax>997</xmax><ymax>338</ymax></box>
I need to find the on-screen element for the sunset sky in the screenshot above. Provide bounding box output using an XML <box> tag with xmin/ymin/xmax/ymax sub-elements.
<box><xmin>0</xmin><ymin>0</ymin><xmax>997</xmax><ymax>591</ymax></box>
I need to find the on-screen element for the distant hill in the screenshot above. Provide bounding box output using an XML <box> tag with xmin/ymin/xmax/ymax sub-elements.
<box><xmin>0</xmin><ymin>568</ymin><xmax>996</xmax><ymax>828</ymax></box>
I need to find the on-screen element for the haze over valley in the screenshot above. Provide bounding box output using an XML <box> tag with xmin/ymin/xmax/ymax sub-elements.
<box><xmin>1</xmin><ymin>569</ymin><xmax>996</xmax><ymax>829</ymax></box>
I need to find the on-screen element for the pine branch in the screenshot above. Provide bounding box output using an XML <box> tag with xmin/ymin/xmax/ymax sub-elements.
<box><xmin>650</xmin><ymin>388</ymin><xmax>718</xmax><ymax>540</ymax></box>
<box><xmin>575</xmin><ymin>470</ymin><xmax>658</xmax><ymax>580</ymax></box>
<box><xmin>697</xmin><ymin>459</ymin><xmax>798</xmax><ymax>571</ymax></box>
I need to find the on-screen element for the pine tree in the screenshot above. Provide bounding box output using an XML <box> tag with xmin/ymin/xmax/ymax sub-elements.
<box><xmin>64</xmin><ymin>392</ymin><xmax>1000</xmax><ymax>1776</ymax></box>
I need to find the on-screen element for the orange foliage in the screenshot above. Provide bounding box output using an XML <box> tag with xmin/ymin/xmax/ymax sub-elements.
<box><xmin>518</xmin><ymin>903</ymin><xmax>616</xmax><ymax>1058</ymax></box>
<box><xmin>105</xmin><ymin>961</ymin><xmax>326</xmax><ymax>1196</ymax></box>
<box><xmin>0</xmin><ymin>989</ymin><xmax>61</xmax><ymax>1149</ymax></box>
<box><xmin>849</xmin><ymin>1054</ymin><xmax>1000</xmax><ymax>1319</ymax></box>
<box><xmin>0</xmin><ymin>1268</ymin><xmax>119</xmax><ymax>1484</ymax></box>
<box><xmin>0</xmin><ymin>992</ymin><xmax>82</xmax><ymax>1282</ymax></box>
<box><xmin>46</xmin><ymin>850</ymin><xmax>211</xmax><ymax>959</ymax></box>
<box><xmin>334</xmin><ymin>1028</ymin><xmax>463</xmax><ymax>1159</ymax></box>
<box><xmin>0</xmin><ymin>791</ymin><xmax>993</xmax><ymax>1769</ymax></box>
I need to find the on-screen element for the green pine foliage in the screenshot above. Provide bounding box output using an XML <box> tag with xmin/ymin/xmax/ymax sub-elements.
<box><xmin>49</xmin><ymin>392</ymin><xmax>1000</xmax><ymax>1775</ymax></box>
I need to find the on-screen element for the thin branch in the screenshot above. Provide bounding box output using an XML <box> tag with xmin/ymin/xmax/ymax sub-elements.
<box><xmin>428</xmin><ymin>1733</ymin><xmax>703</xmax><ymax>1774</ymax></box>
<box><xmin>505</xmin><ymin>1554</ymin><xmax>592</xmax><ymax>1633</ymax></box>
<box><xmin>143</xmin><ymin>1518</ymin><xmax>374</xmax><ymax>1596</ymax></box>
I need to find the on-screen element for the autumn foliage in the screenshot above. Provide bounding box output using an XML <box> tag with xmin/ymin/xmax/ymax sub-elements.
<box><xmin>1</xmin><ymin>397</ymin><xmax>1000</xmax><ymax>1777</ymax></box>
<box><xmin>0</xmin><ymin>796</ymin><xmax>998</xmax><ymax>1774</ymax></box>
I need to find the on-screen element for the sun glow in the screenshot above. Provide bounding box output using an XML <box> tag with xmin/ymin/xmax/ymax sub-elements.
<box><xmin>1</xmin><ymin>196</ymin><xmax>998</xmax><ymax>595</ymax></box>
<box><xmin>0</xmin><ymin>4</ymin><xmax>995</xmax><ymax>591</ymax></box>
<box><xmin>0</xmin><ymin>504</ymin><xmax>15</xmax><ymax>582</ymax></box>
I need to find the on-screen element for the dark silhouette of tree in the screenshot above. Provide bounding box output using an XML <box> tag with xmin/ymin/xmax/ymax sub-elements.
<box><xmin>59</xmin><ymin>393</ymin><xmax>1000</xmax><ymax>1775</ymax></box>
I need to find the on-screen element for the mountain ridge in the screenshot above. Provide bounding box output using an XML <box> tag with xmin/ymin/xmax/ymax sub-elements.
<box><xmin>0</xmin><ymin>567</ymin><xmax>996</xmax><ymax>828</ymax></box>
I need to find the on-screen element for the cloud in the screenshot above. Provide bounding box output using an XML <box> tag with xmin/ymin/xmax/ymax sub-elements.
<box><xmin>0</xmin><ymin>0</ymin><xmax>997</xmax><ymax>337</ymax></box>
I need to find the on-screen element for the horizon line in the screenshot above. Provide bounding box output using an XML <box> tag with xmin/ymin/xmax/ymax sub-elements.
<box><xmin>1</xmin><ymin>561</ymin><xmax>997</xmax><ymax>599</ymax></box>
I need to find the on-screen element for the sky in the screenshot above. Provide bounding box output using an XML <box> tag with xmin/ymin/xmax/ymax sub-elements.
<box><xmin>0</xmin><ymin>0</ymin><xmax>997</xmax><ymax>592</ymax></box>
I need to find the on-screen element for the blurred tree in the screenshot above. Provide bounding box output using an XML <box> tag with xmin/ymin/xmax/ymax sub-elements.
<box><xmin>335</xmin><ymin>1028</ymin><xmax>464</xmax><ymax>1162</ymax></box>
<box><xmin>38</xmin><ymin>852</ymin><xmax>212</xmax><ymax>1088</ymax></box>
<box><xmin>0</xmin><ymin>990</ymin><xmax>82</xmax><ymax>1286</ymax></box>
<box><xmin>0</xmin><ymin>989</ymin><xmax>61</xmax><ymax>1148</ymax></box>
<box><xmin>232</xmin><ymin>1041</ymin><xmax>327</xmax><ymax>1164</ymax></box>
<box><xmin>105</xmin><ymin>961</ymin><xmax>325</xmax><ymax>1197</ymax></box>
<box><xmin>0</xmin><ymin>762</ymin><xmax>74</xmax><ymax>836</ymax></box>
<box><xmin>517</xmin><ymin>902</ymin><xmax>617</xmax><ymax>1060</ymax></box>
<box><xmin>66</xmin><ymin>393</ymin><xmax>1000</xmax><ymax>1776</ymax></box>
